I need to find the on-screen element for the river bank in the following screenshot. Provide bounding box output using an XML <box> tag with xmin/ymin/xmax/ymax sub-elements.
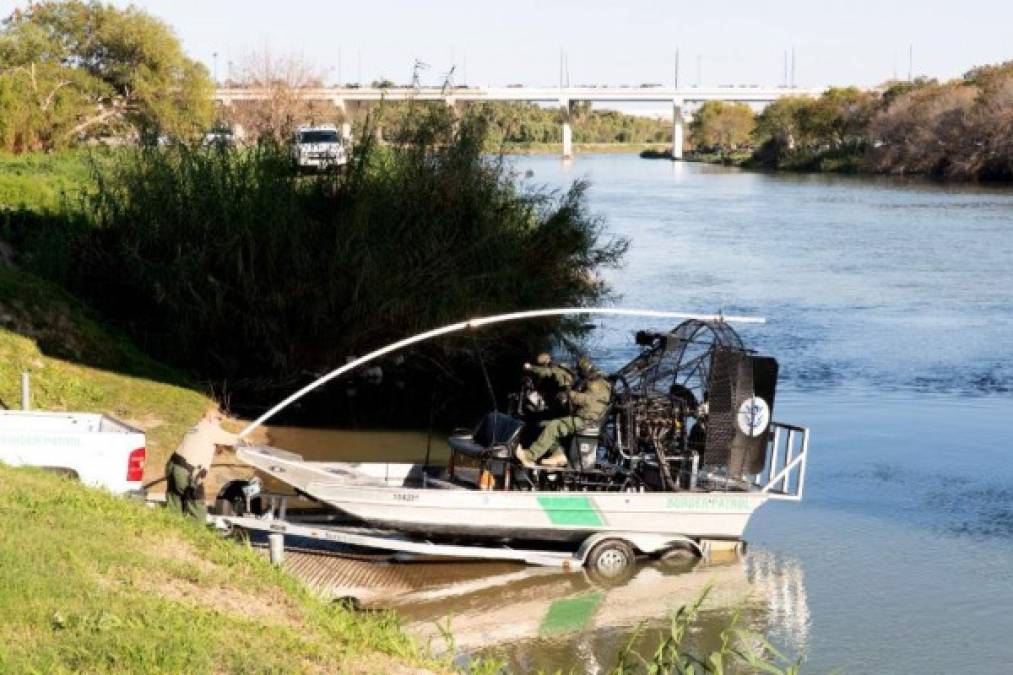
<box><xmin>0</xmin><ymin>463</ymin><xmax>440</xmax><ymax>673</ymax></box>
<box><xmin>502</xmin><ymin>141</ymin><xmax>667</xmax><ymax>155</ymax></box>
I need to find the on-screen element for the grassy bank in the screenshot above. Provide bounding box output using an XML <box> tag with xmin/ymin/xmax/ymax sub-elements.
<box><xmin>0</xmin><ymin>150</ymin><xmax>100</xmax><ymax>211</ymax></box>
<box><xmin>0</xmin><ymin>264</ymin><xmax>210</xmax><ymax>474</ymax></box>
<box><xmin>0</xmin><ymin>464</ymin><xmax>433</xmax><ymax>673</ymax></box>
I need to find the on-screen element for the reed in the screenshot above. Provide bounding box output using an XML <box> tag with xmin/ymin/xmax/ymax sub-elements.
<box><xmin>55</xmin><ymin>109</ymin><xmax>628</xmax><ymax>421</ymax></box>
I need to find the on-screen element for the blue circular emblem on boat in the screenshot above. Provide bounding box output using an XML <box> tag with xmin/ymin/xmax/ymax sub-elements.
<box><xmin>737</xmin><ymin>396</ymin><xmax>770</xmax><ymax>437</ymax></box>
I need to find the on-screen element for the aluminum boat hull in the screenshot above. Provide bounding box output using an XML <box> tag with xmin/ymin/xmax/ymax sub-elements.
<box><xmin>239</xmin><ymin>446</ymin><xmax>770</xmax><ymax>545</ymax></box>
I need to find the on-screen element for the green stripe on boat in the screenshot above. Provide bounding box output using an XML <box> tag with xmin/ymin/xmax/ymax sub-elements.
<box><xmin>537</xmin><ymin>495</ymin><xmax>604</xmax><ymax>527</ymax></box>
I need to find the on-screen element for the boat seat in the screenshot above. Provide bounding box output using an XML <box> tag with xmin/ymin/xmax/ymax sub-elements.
<box><xmin>448</xmin><ymin>412</ymin><xmax>524</xmax><ymax>460</ymax></box>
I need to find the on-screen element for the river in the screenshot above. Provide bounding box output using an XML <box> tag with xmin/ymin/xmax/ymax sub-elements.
<box><xmin>271</xmin><ymin>156</ymin><xmax>1013</xmax><ymax>673</ymax></box>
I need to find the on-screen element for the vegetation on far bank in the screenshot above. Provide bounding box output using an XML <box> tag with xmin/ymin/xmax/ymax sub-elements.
<box><xmin>686</xmin><ymin>61</ymin><xmax>1013</xmax><ymax>181</ymax></box>
<box><xmin>500</xmin><ymin>141</ymin><xmax>667</xmax><ymax>155</ymax></box>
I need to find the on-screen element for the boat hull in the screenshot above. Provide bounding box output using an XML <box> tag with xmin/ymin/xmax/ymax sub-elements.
<box><xmin>310</xmin><ymin>484</ymin><xmax>767</xmax><ymax>544</ymax></box>
<box><xmin>239</xmin><ymin>447</ymin><xmax>769</xmax><ymax>545</ymax></box>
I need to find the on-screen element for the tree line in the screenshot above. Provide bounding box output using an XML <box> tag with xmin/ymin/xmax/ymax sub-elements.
<box><xmin>0</xmin><ymin>1</ymin><xmax>213</xmax><ymax>152</ymax></box>
<box><xmin>688</xmin><ymin>62</ymin><xmax>1013</xmax><ymax>181</ymax></box>
<box><xmin>0</xmin><ymin>2</ymin><xmax>667</xmax><ymax>153</ymax></box>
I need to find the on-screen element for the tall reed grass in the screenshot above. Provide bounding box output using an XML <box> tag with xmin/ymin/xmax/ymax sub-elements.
<box><xmin>48</xmin><ymin>108</ymin><xmax>627</xmax><ymax>422</ymax></box>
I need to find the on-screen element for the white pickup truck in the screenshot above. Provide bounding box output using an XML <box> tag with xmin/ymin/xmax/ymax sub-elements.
<box><xmin>291</xmin><ymin>124</ymin><xmax>348</xmax><ymax>171</ymax></box>
<box><xmin>0</xmin><ymin>411</ymin><xmax>146</xmax><ymax>495</ymax></box>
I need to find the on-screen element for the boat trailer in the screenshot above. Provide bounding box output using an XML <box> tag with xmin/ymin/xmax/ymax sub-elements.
<box><xmin>207</xmin><ymin>496</ymin><xmax>725</xmax><ymax>576</ymax></box>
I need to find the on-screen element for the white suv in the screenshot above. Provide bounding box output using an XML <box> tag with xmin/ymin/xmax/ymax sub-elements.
<box><xmin>291</xmin><ymin>124</ymin><xmax>347</xmax><ymax>170</ymax></box>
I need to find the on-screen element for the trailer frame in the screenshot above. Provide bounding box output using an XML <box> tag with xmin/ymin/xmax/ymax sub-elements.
<box><xmin>207</xmin><ymin>494</ymin><xmax>709</xmax><ymax>571</ymax></box>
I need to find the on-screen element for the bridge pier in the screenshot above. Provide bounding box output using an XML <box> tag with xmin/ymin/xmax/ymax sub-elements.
<box><xmin>560</xmin><ymin>99</ymin><xmax>572</xmax><ymax>159</ymax></box>
<box><xmin>446</xmin><ymin>98</ymin><xmax>462</xmax><ymax>134</ymax></box>
<box><xmin>672</xmin><ymin>98</ymin><xmax>685</xmax><ymax>160</ymax></box>
<box><xmin>330</xmin><ymin>97</ymin><xmax>353</xmax><ymax>142</ymax></box>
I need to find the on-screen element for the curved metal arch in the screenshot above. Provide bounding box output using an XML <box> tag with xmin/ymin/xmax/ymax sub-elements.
<box><xmin>238</xmin><ymin>307</ymin><xmax>765</xmax><ymax>438</ymax></box>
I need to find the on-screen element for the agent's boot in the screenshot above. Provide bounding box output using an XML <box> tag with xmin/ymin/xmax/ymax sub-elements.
<box><xmin>540</xmin><ymin>448</ymin><xmax>569</xmax><ymax>468</ymax></box>
<box><xmin>514</xmin><ymin>447</ymin><xmax>536</xmax><ymax>468</ymax></box>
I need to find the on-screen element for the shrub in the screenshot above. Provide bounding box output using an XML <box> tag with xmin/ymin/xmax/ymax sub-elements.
<box><xmin>66</xmin><ymin>109</ymin><xmax>626</xmax><ymax>422</ymax></box>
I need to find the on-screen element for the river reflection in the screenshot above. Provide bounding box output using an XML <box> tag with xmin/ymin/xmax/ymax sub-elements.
<box><xmin>388</xmin><ymin>549</ymin><xmax>809</xmax><ymax>672</ymax></box>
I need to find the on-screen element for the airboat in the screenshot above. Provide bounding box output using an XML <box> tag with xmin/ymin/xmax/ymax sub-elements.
<box><xmin>218</xmin><ymin>308</ymin><xmax>810</xmax><ymax>571</ymax></box>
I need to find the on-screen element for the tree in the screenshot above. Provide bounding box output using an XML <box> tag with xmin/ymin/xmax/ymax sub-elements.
<box><xmin>797</xmin><ymin>87</ymin><xmax>874</xmax><ymax>151</ymax></box>
<box><xmin>867</xmin><ymin>81</ymin><xmax>977</xmax><ymax>176</ymax></box>
<box><xmin>689</xmin><ymin>101</ymin><xmax>755</xmax><ymax>152</ymax></box>
<box><xmin>0</xmin><ymin>1</ymin><xmax>212</xmax><ymax>151</ymax></box>
<box><xmin>220</xmin><ymin>48</ymin><xmax>333</xmax><ymax>143</ymax></box>
<box><xmin>750</xmin><ymin>97</ymin><xmax>812</xmax><ymax>167</ymax></box>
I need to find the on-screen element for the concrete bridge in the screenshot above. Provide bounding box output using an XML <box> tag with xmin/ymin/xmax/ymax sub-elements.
<box><xmin>214</xmin><ymin>85</ymin><xmax>823</xmax><ymax>159</ymax></box>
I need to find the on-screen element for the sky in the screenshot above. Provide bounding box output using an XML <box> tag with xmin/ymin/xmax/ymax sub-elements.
<box><xmin>18</xmin><ymin>1</ymin><xmax>1013</xmax><ymax>89</ymax></box>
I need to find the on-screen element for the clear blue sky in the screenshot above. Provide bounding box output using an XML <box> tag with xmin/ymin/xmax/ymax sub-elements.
<box><xmin>103</xmin><ymin>1</ymin><xmax>1013</xmax><ymax>88</ymax></box>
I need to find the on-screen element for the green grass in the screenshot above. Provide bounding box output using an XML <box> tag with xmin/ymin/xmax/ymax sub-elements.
<box><xmin>0</xmin><ymin>150</ymin><xmax>98</xmax><ymax>212</ymax></box>
<box><xmin>0</xmin><ymin>264</ymin><xmax>211</xmax><ymax>469</ymax></box>
<box><xmin>0</xmin><ymin>464</ymin><xmax>434</xmax><ymax>673</ymax></box>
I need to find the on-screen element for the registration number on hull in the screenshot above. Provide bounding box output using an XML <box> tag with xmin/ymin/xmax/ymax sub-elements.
<box><xmin>393</xmin><ymin>492</ymin><xmax>419</xmax><ymax>503</ymax></box>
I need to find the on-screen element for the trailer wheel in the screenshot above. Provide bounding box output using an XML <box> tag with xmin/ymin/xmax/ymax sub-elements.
<box><xmin>216</xmin><ymin>481</ymin><xmax>262</xmax><ymax>516</ymax></box>
<box><xmin>658</xmin><ymin>544</ymin><xmax>700</xmax><ymax>570</ymax></box>
<box><xmin>585</xmin><ymin>538</ymin><xmax>636</xmax><ymax>581</ymax></box>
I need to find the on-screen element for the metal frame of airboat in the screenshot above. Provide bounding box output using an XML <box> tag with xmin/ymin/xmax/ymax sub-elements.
<box><xmin>217</xmin><ymin>308</ymin><xmax>809</xmax><ymax>569</ymax></box>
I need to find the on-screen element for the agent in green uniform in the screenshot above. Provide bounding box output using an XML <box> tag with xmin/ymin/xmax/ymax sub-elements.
<box><xmin>524</xmin><ymin>352</ymin><xmax>575</xmax><ymax>417</ymax></box>
<box><xmin>525</xmin><ymin>352</ymin><xmax>575</xmax><ymax>391</ymax></box>
<box><xmin>516</xmin><ymin>356</ymin><xmax>611</xmax><ymax>468</ymax></box>
<box><xmin>164</xmin><ymin>407</ymin><xmax>239</xmax><ymax>520</ymax></box>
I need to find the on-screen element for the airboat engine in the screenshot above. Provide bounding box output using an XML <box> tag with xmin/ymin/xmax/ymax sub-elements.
<box><xmin>614</xmin><ymin>319</ymin><xmax>778</xmax><ymax>488</ymax></box>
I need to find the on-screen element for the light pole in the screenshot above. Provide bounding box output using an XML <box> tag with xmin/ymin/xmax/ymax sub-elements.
<box><xmin>212</xmin><ymin>51</ymin><xmax>219</xmax><ymax>84</ymax></box>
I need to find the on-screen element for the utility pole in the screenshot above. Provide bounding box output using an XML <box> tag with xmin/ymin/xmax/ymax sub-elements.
<box><xmin>212</xmin><ymin>51</ymin><xmax>218</xmax><ymax>84</ymax></box>
<box><xmin>674</xmin><ymin>48</ymin><xmax>680</xmax><ymax>89</ymax></box>
<box><xmin>908</xmin><ymin>44</ymin><xmax>913</xmax><ymax>82</ymax></box>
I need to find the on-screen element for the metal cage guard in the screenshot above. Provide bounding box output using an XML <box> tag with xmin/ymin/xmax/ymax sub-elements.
<box><xmin>756</xmin><ymin>421</ymin><xmax>810</xmax><ymax>501</ymax></box>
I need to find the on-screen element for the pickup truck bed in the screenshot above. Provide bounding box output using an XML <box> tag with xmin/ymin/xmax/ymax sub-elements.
<box><xmin>0</xmin><ymin>411</ymin><xmax>146</xmax><ymax>495</ymax></box>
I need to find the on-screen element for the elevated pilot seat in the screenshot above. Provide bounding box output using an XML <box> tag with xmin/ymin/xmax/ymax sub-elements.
<box><xmin>447</xmin><ymin>412</ymin><xmax>524</xmax><ymax>489</ymax></box>
<box><xmin>567</xmin><ymin>425</ymin><xmax>601</xmax><ymax>471</ymax></box>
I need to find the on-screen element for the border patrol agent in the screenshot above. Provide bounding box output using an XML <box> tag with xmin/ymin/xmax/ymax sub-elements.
<box><xmin>517</xmin><ymin>356</ymin><xmax>610</xmax><ymax>468</ymax></box>
<box><xmin>164</xmin><ymin>407</ymin><xmax>238</xmax><ymax>520</ymax></box>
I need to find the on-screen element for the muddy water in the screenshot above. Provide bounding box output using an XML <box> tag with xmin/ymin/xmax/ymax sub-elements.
<box><xmin>246</xmin><ymin>156</ymin><xmax>1013</xmax><ymax>673</ymax></box>
<box><xmin>264</xmin><ymin>427</ymin><xmax>448</xmax><ymax>465</ymax></box>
